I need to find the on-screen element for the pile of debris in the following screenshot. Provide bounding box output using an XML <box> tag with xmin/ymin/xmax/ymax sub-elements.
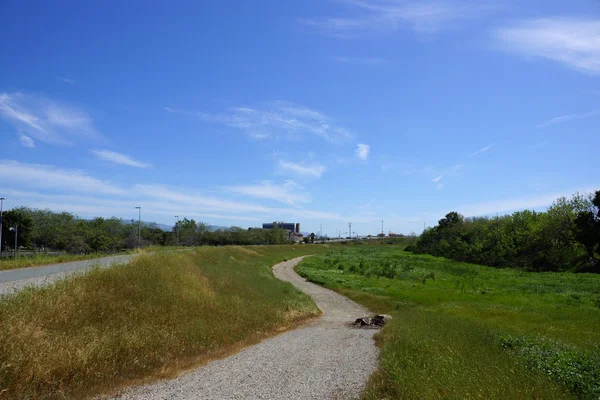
<box><xmin>353</xmin><ymin>314</ymin><xmax>392</xmax><ymax>328</ymax></box>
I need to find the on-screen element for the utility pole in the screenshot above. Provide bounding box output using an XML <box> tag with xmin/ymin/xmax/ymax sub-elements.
<box><xmin>135</xmin><ymin>206</ymin><xmax>141</xmax><ymax>247</ymax></box>
<box><xmin>10</xmin><ymin>224</ymin><xmax>18</xmax><ymax>257</ymax></box>
<box><xmin>0</xmin><ymin>197</ymin><xmax>5</xmax><ymax>257</ymax></box>
<box><xmin>175</xmin><ymin>215</ymin><xmax>180</xmax><ymax>245</ymax></box>
<box><xmin>348</xmin><ymin>222</ymin><xmax>352</xmax><ymax>239</ymax></box>
<box><xmin>320</xmin><ymin>224</ymin><xmax>322</xmax><ymax>238</ymax></box>
<box><xmin>382</xmin><ymin>220</ymin><xmax>384</xmax><ymax>235</ymax></box>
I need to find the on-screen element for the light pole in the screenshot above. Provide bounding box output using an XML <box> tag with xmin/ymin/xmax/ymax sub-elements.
<box><xmin>9</xmin><ymin>224</ymin><xmax>18</xmax><ymax>257</ymax></box>
<box><xmin>0</xmin><ymin>197</ymin><xmax>5</xmax><ymax>256</ymax></box>
<box><xmin>175</xmin><ymin>216</ymin><xmax>180</xmax><ymax>245</ymax></box>
<box><xmin>135</xmin><ymin>206</ymin><xmax>141</xmax><ymax>247</ymax></box>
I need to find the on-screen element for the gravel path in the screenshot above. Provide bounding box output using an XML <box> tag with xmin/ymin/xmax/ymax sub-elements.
<box><xmin>0</xmin><ymin>254</ymin><xmax>134</xmax><ymax>297</ymax></box>
<box><xmin>113</xmin><ymin>256</ymin><xmax>379</xmax><ymax>400</ymax></box>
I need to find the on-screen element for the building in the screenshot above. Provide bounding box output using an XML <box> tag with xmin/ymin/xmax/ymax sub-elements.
<box><xmin>261</xmin><ymin>222</ymin><xmax>302</xmax><ymax>243</ymax></box>
<box><xmin>262</xmin><ymin>222</ymin><xmax>300</xmax><ymax>234</ymax></box>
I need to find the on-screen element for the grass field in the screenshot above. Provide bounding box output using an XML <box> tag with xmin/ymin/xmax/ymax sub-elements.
<box><xmin>0</xmin><ymin>244</ymin><xmax>329</xmax><ymax>399</ymax></box>
<box><xmin>297</xmin><ymin>244</ymin><xmax>600</xmax><ymax>399</ymax></box>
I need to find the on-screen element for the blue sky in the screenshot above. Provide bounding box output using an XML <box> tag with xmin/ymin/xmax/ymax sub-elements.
<box><xmin>0</xmin><ymin>0</ymin><xmax>599</xmax><ymax>236</ymax></box>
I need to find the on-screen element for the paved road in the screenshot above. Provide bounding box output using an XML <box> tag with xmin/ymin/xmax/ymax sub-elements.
<box><xmin>0</xmin><ymin>254</ymin><xmax>134</xmax><ymax>296</ymax></box>
<box><xmin>114</xmin><ymin>256</ymin><xmax>378</xmax><ymax>400</ymax></box>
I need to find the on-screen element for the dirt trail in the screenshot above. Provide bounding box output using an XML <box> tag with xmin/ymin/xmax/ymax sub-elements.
<box><xmin>114</xmin><ymin>256</ymin><xmax>378</xmax><ymax>400</ymax></box>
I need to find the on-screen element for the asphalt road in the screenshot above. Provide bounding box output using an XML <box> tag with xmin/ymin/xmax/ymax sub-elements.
<box><xmin>0</xmin><ymin>254</ymin><xmax>134</xmax><ymax>296</ymax></box>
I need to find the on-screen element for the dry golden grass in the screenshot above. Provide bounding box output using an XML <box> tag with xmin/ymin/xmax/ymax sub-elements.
<box><xmin>0</xmin><ymin>245</ymin><xmax>330</xmax><ymax>399</ymax></box>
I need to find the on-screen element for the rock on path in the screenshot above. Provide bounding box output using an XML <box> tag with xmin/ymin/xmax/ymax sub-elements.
<box><xmin>113</xmin><ymin>256</ymin><xmax>378</xmax><ymax>400</ymax></box>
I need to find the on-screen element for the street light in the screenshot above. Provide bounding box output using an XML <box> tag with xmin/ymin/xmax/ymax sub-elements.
<box><xmin>174</xmin><ymin>216</ymin><xmax>180</xmax><ymax>245</ymax></box>
<box><xmin>9</xmin><ymin>224</ymin><xmax>18</xmax><ymax>257</ymax></box>
<box><xmin>0</xmin><ymin>197</ymin><xmax>5</xmax><ymax>256</ymax></box>
<box><xmin>135</xmin><ymin>206</ymin><xmax>141</xmax><ymax>247</ymax></box>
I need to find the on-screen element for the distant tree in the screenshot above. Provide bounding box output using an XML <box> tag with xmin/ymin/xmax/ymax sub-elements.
<box><xmin>574</xmin><ymin>212</ymin><xmax>598</xmax><ymax>259</ymax></box>
<box><xmin>1</xmin><ymin>208</ymin><xmax>34</xmax><ymax>251</ymax></box>
<box><xmin>574</xmin><ymin>190</ymin><xmax>600</xmax><ymax>261</ymax></box>
<box><xmin>310</xmin><ymin>233</ymin><xmax>315</xmax><ymax>244</ymax></box>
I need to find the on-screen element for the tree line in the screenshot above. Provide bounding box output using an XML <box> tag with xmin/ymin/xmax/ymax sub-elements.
<box><xmin>0</xmin><ymin>208</ymin><xmax>289</xmax><ymax>254</ymax></box>
<box><xmin>407</xmin><ymin>191</ymin><xmax>600</xmax><ymax>272</ymax></box>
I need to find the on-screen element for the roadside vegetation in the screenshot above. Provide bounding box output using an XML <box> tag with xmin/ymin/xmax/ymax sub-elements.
<box><xmin>409</xmin><ymin>190</ymin><xmax>600</xmax><ymax>272</ymax></box>
<box><xmin>0</xmin><ymin>245</ymin><xmax>329</xmax><ymax>399</ymax></box>
<box><xmin>0</xmin><ymin>252</ymin><xmax>127</xmax><ymax>271</ymax></box>
<box><xmin>0</xmin><ymin>246</ymin><xmax>189</xmax><ymax>271</ymax></box>
<box><xmin>0</xmin><ymin>207</ymin><xmax>293</xmax><ymax>258</ymax></box>
<box><xmin>297</xmin><ymin>244</ymin><xmax>600</xmax><ymax>399</ymax></box>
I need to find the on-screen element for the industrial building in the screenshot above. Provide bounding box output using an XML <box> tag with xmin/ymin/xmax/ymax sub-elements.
<box><xmin>262</xmin><ymin>222</ymin><xmax>300</xmax><ymax>234</ymax></box>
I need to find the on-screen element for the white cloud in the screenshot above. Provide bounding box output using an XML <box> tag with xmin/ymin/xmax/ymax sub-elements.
<box><xmin>493</xmin><ymin>18</ymin><xmax>600</xmax><ymax>75</ymax></box>
<box><xmin>536</xmin><ymin>110</ymin><xmax>600</xmax><ymax>128</ymax></box>
<box><xmin>18</xmin><ymin>133</ymin><xmax>35</xmax><ymax>148</ymax></box>
<box><xmin>430</xmin><ymin>164</ymin><xmax>462</xmax><ymax>184</ymax></box>
<box><xmin>91</xmin><ymin>149</ymin><xmax>151</xmax><ymax>168</ymax></box>
<box><xmin>436</xmin><ymin>183</ymin><xmax>445</xmax><ymax>190</ymax></box>
<box><xmin>355</xmin><ymin>143</ymin><xmax>370</xmax><ymax>161</ymax></box>
<box><xmin>222</xmin><ymin>180</ymin><xmax>310</xmax><ymax>206</ymax></box>
<box><xmin>0</xmin><ymin>160</ymin><xmax>343</xmax><ymax>224</ymax></box>
<box><xmin>300</xmin><ymin>0</ymin><xmax>493</xmax><ymax>37</ymax></box>
<box><xmin>166</xmin><ymin>101</ymin><xmax>354</xmax><ymax>143</ymax></box>
<box><xmin>278</xmin><ymin>160</ymin><xmax>326</xmax><ymax>178</ymax></box>
<box><xmin>57</xmin><ymin>77</ymin><xmax>75</xmax><ymax>84</ymax></box>
<box><xmin>359</xmin><ymin>198</ymin><xmax>376</xmax><ymax>210</ymax></box>
<box><xmin>0</xmin><ymin>160</ymin><xmax>124</xmax><ymax>195</ymax></box>
<box><xmin>469</xmin><ymin>143</ymin><xmax>495</xmax><ymax>157</ymax></box>
<box><xmin>455</xmin><ymin>188</ymin><xmax>600</xmax><ymax>217</ymax></box>
<box><xmin>0</xmin><ymin>92</ymin><xmax>99</xmax><ymax>144</ymax></box>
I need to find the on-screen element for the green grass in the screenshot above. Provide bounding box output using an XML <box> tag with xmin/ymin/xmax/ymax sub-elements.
<box><xmin>0</xmin><ymin>244</ymin><xmax>330</xmax><ymax>399</ymax></box>
<box><xmin>297</xmin><ymin>245</ymin><xmax>600</xmax><ymax>399</ymax></box>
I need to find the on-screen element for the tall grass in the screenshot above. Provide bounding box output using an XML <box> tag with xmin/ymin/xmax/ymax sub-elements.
<box><xmin>297</xmin><ymin>246</ymin><xmax>600</xmax><ymax>399</ymax></box>
<box><xmin>0</xmin><ymin>245</ymin><xmax>328</xmax><ymax>399</ymax></box>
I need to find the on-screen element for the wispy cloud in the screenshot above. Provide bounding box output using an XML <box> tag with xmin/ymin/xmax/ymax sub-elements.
<box><xmin>222</xmin><ymin>180</ymin><xmax>310</xmax><ymax>206</ymax></box>
<box><xmin>536</xmin><ymin>110</ymin><xmax>600</xmax><ymax>128</ymax></box>
<box><xmin>56</xmin><ymin>77</ymin><xmax>75</xmax><ymax>84</ymax></box>
<box><xmin>436</xmin><ymin>183</ymin><xmax>444</xmax><ymax>190</ymax></box>
<box><xmin>278</xmin><ymin>160</ymin><xmax>326</xmax><ymax>178</ymax></box>
<box><xmin>430</xmin><ymin>164</ymin><xmax>462</xmax><ymax>184</ymax></box>
<box><xmin>359</xmin><ymin>198</ymin><xmax>376</xmax><ymax>210</ymax></box>
<box><xmin>91</xmin><ymin>149</ymin><xmax>151</xmax><ymax>168</ymax></box>
<box><xmin>355</xmin><ymin>143</ymin><xmax>370</xmax><ymax>161</ymax></box>
<box><xmin>0</xmin><ymin>92</ymin><xmax>100</xmax><ymax>145</ymax></box>
<box><xmin>300</xmin><ymin>0</ymin><xmax>494</xmax><ymax>38</ymax></box>
<box><xmin>469</xmin><ymin>143</ymin><xmax>495</xmax><ymax>157</ymax></box>
<box><xmin>454</xmin><ymin>188</ymin><xmax>600</xmax><ymax>217</ymax></box>
<box><xmin>493</xmin><ymin>18</ymin><xmax>600</xmax><ymax>75</ymax></box>
<box><xmin>0</xmin><ymin>160</ymin><xmax>124</xmax><ymax>195</ymax></box>
<box><xmin>0</xmin><ymin>160</ymin><xmax>343</xmax><ymax>223</ymax></box>
<box><xmin>165</xmin><ymin>101</ymin><xmax>353</xmax><ymax>143</ymax></box>
<box><xmin>330</xmin><ymin>56</ymin><xmax>385</xmax><ymax>64</ymax></box>
<box><xmin>18</xmin><ymin>133</ymin><xmax>35</xmax><ymax>148</ymax></box>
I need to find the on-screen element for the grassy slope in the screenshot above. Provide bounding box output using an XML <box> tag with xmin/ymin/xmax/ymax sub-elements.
<box><xmin>297</xmin><ymin>244</ymin><xmax>600</xmax><ymax>399</ymax></box>
<box><xmin>0</xmin><ymin>244</ymin><xmax>329</xmax><ymax>399</ymax></box>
